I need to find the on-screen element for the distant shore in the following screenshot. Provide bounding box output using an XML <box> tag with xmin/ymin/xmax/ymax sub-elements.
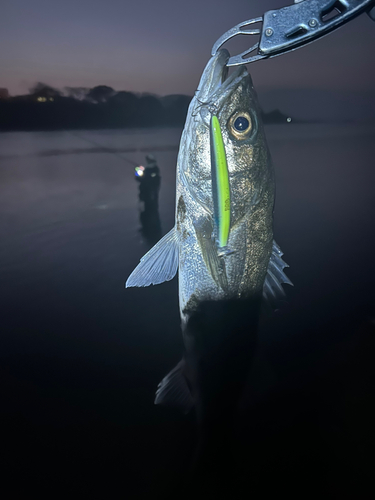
<box><xmin>0</xmin><ymin>84</ymin><xmax>295</xmax><ymax>132</ymax></box>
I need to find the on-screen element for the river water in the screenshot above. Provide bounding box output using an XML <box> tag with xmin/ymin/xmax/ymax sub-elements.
<box><xmin>1</xmin><ymin>124</ymin><xmax>374</xmax><ymax>495</ymax></box>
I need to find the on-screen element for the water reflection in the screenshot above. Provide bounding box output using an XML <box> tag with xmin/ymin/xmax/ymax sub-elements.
<box><xmin>136</xmin><ymin>154</ymin><xmax>162</xmax><ymax>246</ymax></box>
<box><xmin>139</xmin><ymin>201</ymin><xmax>162</xmax><ymax>247</ymax></box>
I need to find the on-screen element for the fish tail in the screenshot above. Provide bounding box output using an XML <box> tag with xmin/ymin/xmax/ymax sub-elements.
<box><xmin>154</xmin><ymin>359</ymin><xmax>194</xmax><ymax>414</ymax></box>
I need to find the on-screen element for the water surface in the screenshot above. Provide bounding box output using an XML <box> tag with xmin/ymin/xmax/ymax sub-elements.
<box><xmin>1</xmin><ymin>124</ymin><xmax>374</xmax><ymax>495</ymax></box>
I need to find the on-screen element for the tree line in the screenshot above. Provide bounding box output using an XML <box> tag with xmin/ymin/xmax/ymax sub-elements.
<box><xmin>0</xmin><ymin>84</ymin><xmax>192</xmax><ymax>131</ymax></box>
<box><xmin>0</xmin><ymin>83</ymin><xmax>290</xmax><ymax>132</ymax></box>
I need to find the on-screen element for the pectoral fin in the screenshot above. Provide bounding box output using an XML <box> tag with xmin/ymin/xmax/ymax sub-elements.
<box><xmin>126</xmin><ymin>227</ymin><xmax>179</xmax><ymax>287</ymax></box>
<box><xmin>263</xmin><ymin>240</ymin><xmax>293</xmax><ymax>302</ymax></box>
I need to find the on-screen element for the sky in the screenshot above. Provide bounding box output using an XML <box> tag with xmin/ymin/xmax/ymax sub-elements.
<box><xmin>1</xmin><ymin>0</ymin><xmax>375</xmax><ymax>97</ymax></box>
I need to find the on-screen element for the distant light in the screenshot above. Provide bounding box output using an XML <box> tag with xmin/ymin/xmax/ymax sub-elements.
<box><xmin>37</xmin><ymin>97</ymin><xmax>47</xmax><ymax>102</ymax></box>
<box><xmin>49</xmin><ymin>97</ymin><xmax>54</xmax><ymax>102</ymax></box>
<box><xmin>286</xmin><ymin>117</ymin><xmax>292</xmax><ymax>123</ymax></box>
<box><xmin>135</xmin><ymin>166</ymin><xmax>145</xmax><ymax>177</ymax></box>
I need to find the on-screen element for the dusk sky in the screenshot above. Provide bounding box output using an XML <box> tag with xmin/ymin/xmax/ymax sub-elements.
<box><xmin>1</xmin><ymin>0</ymin><xmax>375</xmax><ymax>96</ymax></box>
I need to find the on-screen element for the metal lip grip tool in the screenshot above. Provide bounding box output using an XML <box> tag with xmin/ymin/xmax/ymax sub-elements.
<box><xmin>212</xmin><ymin>0</ymin><xmax>375</xmax><ymax>66</ymax></box>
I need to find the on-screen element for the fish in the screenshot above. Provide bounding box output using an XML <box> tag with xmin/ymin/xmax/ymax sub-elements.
<box><xmin>126</xmin><ymin>49</ymin><xmax>292</xmax><ymax>412</ymax></box>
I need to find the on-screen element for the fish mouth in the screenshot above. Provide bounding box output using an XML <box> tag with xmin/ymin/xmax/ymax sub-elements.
<box><xmin>196</xmin><ymin>49</ymin><xmax>248</xmax><ymax>103</ymax></box>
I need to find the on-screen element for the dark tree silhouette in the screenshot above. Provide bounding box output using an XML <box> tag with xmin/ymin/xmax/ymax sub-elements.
<box><xmin>0</xmin><ymin>81</ymin><xmax>291</xmax><ymax>131</ymax></box>
<box><xmin>87</xmin><ymin>85</ymin><xmax>116</xmax><ymax>103</ymax></box>
<box><xmin>161</xmin><ymin>94</ymin><xmax>193</xmax><ymax>125</ymax></box>
<box><xmin>0</xmin><ymin>88</ymin><xmax>9</xmax><ymax>99</ymax></box>
<box><xmin>137</xmin><ymin>94</ymin><xmax>165</xmax><ymax>126</ymax></box>
<box><xmin>29</xmin><ymin>83</ymin><xmax>62</xmax><ymax>99</ymax></box>
<box><xmin>64</xmin><ymin>87</ymin><xmax>90</xmax><ymax>101</ymax></box>
<box><xmin>106</xmin><ymin>91</ymin><xmax>140</xmax><ymax>127</ymax></box>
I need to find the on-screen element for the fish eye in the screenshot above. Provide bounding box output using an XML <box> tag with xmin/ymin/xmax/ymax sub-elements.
<box><xmin>228</xmin><ymin>111</ymin><xmax>252</xmax><ymax>140</ymax></box>
<box><xmin>234</xmin><ymin>116</ymin><xmax>249</xmax><ymax>131</ymax></box>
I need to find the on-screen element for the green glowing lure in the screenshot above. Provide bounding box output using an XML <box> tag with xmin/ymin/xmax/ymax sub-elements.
<box><xmin>210</xmin><ymin>114</ymin><xmax>231</xmax><ymax>255</ymax></box>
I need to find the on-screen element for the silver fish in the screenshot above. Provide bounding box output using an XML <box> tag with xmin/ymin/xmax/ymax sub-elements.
<box><xmin>126</xmin><ymin>49</ymin><xmax>292</xmax><ymax>411</ymax></box>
